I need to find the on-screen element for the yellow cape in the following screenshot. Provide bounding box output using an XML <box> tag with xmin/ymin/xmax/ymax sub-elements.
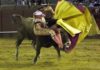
<box><xmin>54</xmin><ymin>0</ymin><xmax>82</xmax><ymax>19</ymax></box>
<box><xmin>88</xmin><ymin>16</ymin><xmax>100</xmax><ymax>36</ymax></box>
<box><xmin>54</xmin><ymin>0</ymin><xmax>96</xmax><ymax>44</ymax></box>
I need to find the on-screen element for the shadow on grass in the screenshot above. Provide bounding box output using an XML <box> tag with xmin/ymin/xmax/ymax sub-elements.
<box><xmin>0</xmin><ymin>61</ymin><xmax>57</xmax><ymax>68</ymax></box>
<box><xmin>0</xmin><ymin>62</ymin><xmax>33</xmax><ymax>68</ymax></box>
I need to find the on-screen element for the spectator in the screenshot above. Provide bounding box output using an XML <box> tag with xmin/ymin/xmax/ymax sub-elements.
<box><xmin>89</xmin><ymin>2</ymin><xmax>94</xmax><ymax>8</ymax></box>
<box><xmin>15</xmin><ymin>0</ymin><xmax>27</xmax><ymax>6</ymax></box>
<box><xmin>37</xmin><ymin>0</ymin><xmax>42</xmax><ymax>5</ymax></box>
<box><xmin>15</xmin><ymin>0</ymin><xmax>22</xmax><ymax>6</ymax></box>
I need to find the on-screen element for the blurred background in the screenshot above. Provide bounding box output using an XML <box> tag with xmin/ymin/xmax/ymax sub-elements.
<box><xmin>0</xmin><ymin>0</ymin><xmax>100</xmax><ymax>37</ymax></box>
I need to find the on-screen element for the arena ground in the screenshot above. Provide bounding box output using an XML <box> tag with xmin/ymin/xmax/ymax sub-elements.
<box><xmin>0</xmin><ymin>38</ymin><xmax>100</xmax><ymax>70</ymax></box>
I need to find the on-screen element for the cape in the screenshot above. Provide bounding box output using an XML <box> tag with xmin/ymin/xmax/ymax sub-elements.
<box><xmin>54</xmin><ymin>0</ymin><xmax>99</xmax><ymax>51</ymax></box>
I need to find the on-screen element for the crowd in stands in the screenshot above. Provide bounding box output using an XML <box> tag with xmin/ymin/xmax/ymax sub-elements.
<box><xmin>15</xmin><ymin>0</ymin><xmax>100</xmax><ymax>14</ymax></box>
<box><xmin>15</xmin><ymin>0</ymin><xmax>51</xmax><ymax>6</ymax></box>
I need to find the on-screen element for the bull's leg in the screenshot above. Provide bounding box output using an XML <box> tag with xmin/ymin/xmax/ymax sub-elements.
<box><xmin>54</xmin><ymin>44</ymin><xmax>61</xmax><ymax>58</ymax></box>
<box><xmin>16</xmin><ymin>34</ymin><xmax>24</xmax><ymax>61</ymax></box>
<box><xmin>31</xmin><ymin>40</ymin><xmax>36</xmax><ymax>50</ymax></box>
<box><xmin>33</xmin><ymin>38</ymin><xmax>41</xmax><ymax>64</ymax></box>
<box><xmin>33</xmin><ymin>44</ymin><xmax>41</xmax><ymax>64</ymax></box>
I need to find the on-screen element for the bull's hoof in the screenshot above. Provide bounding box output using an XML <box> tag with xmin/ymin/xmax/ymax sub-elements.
<box><xmin>33</xmin><ymin>60</ymin><xmax>37</xmax><ymax>64</ymax></box>
<box><xmin>33</xmin><ymin>58</ymin><xmax>37</xmax><ymax>64</ymax></box>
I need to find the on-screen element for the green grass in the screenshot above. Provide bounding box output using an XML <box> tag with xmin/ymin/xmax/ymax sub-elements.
<box><xmin>0</xmin><ymin>38</ymin><xmax>100</xmax><ymax>70</ymax></box>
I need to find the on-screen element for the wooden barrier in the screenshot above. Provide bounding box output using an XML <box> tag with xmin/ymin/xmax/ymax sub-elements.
<box><xmin>0</xmin><ymin>6</ymin><xmax>33</xmax><ymax>32</ymax></box>
<box><xmin>0</xmin><ymin>5</ymin><xmax>99</xmax><ymax>37</ymax></box>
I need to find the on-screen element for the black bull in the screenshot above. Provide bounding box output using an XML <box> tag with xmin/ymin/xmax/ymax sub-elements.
<box><xmin>12</xmin><ymin>14</ymin><xmax>69</xmax><ymax>63</ymax></box>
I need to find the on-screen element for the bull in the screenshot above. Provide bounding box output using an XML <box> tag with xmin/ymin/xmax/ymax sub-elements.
<box><xmin>12</xmin><ymin>14</ymin><xmax>69</xmax><ymax>63</ymax></box>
